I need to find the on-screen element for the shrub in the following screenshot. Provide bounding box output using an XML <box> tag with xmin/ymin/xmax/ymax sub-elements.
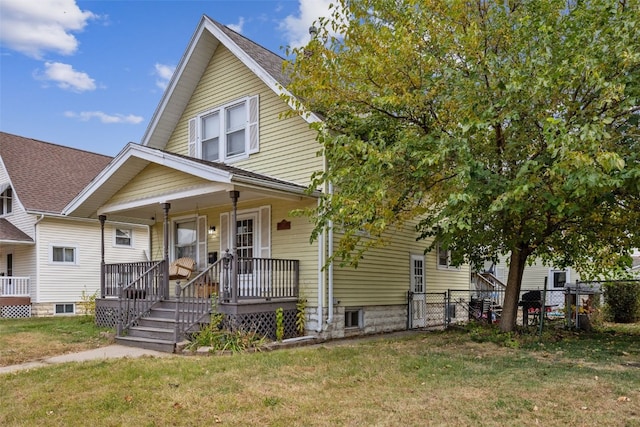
<box><xmin>603</xmin><ymin>281</ymin><xmax>640</xmax><ymax>323</ymax></box>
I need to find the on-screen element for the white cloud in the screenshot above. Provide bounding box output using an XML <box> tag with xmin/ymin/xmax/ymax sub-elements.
<box><xmin>154</xmin><ymin>63</ymin><xmax>175</xmax><ymax>90</ymax></box>
<box><xmin>227</xmin><ymin>17</ymin><xmax>245</xmax><ymax>34</ymax></box>
<box><xmin>279</xmin><ymin>0</ymin><xmax>339</xmax><ymax>48</ymax></box>
<box><xmin>40</xmin><ymin>61</ymin><xmax>96</xmax><ymax>92</ymax></box>
<box><xmin>0</xmin><ymin>0</ymin><xmax>97</xmax><ymax>59</ymax></box>
<box><xmin>64</xmin><ymin>111</ymin><xmax>143</xmax><ymax>124</ymax></box>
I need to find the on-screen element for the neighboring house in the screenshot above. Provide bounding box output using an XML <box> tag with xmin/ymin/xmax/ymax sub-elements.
<box><xmin>64</xmin><ymin>16</ymin><xmax>470</xmax><ymax>350</ymax></box>
<box><xmin>0</xmin><ymin>132</ymin><xmax>150</xmax><ymax>317</ymax></box>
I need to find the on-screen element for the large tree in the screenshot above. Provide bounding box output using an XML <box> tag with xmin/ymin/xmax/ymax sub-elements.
<box><xmin>286</xmin><ymin>0</ymin><xmax>640</xmax><ymax>331</ymax></box>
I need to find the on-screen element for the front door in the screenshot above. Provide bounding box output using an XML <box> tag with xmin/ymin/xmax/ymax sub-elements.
<box><xmin>236</xmin><ymin>213</ymin><xmax>258</xmax><ymax>295</ymax></box>
<box><xmin>410</xmin><ymin>254</ymin><xmax>426</xmax><ymax>328</ymax></box>
<box><xmin>6</xmin><ymin>253</ymin><xmax>13</xmax><ymax>294</ymax></box>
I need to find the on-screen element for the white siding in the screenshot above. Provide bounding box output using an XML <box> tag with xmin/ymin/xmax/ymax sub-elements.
<box><xmin>35</xmin><ymin>217</ymin><xmax>149</xmax><ymax>303</ymax></box>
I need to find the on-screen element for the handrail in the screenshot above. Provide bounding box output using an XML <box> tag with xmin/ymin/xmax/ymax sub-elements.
<box><xmin>117</xmin><ymin>260</ymin><xmax>165</xmax><ymax>336</ymax></box>
<box><xmin>173</xmin><ymin>258</ymin><xmax>228</xmax><ymax>342</ymax></box>
<box><xmin>479</xmin><ymin>272</ymin><xmax>507</xmax><ymax>289</ymax></box>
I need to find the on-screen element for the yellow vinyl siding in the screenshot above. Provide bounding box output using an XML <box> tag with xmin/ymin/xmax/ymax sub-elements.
<box><xmin>165</xmin><ymin>44</ymin><xmax>322</xmax><ymax>185</ymax></box>
<box><xmin>147</xmin><ymin>198</ymin><xmax>319</xmax><ymax>304</ymax></box>
<box><xmin>332</xmin><ymin>221</ymin><xmax>470</xmax><ymax>306</ymax></box>
<box><xmin>106</xmin><ymin>163</ymin><xmax>211</xmax><ymax>206</ymax></box>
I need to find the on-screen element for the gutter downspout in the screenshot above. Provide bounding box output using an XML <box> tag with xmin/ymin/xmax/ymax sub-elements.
<box><xmin>34</xmin><ymin>214</ymin><xmax>45</xmax><ymax>304</ymax></box>
<box><xmin>316</xmin><ymin>199</ymin><xmax>325</xmax><ymax>333</ymax></box>
<box><xmin>326</xmin><ymin>182</ymin><xmax>334</xmax><ymax>327</ymax></box>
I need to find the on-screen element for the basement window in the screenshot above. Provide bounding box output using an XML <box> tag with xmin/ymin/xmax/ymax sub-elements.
<box><xmin>345</xmin><ymin>309</ymin><xmax>363</xmax><ymax>329</ymax></box>
<box><xmin>55</xmin><ymin>303</ymin><xmax>75</xmax><ymax>315</ymax></box>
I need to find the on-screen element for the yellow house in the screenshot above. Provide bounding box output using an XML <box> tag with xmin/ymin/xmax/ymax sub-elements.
<box><xmin>65</xmin><ymin>16</ymin><xmax>470</xmax><ymax>352</ymax></box>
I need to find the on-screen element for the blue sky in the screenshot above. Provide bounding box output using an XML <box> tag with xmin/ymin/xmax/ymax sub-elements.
<box><xmin>0</xmin><ymin>0</ymin><xmax>333</xmax><ymax>156</ymax></box>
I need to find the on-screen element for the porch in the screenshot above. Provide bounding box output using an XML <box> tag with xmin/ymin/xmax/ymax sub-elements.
<box><xmin>0</xmin><ymin>276</ymin><xmax>31</xmax><ymax>318</ymax></box>
<box><xmin>95</xmin><ymin>254</ymin><xmax>300</xmax><ymax>352</ymax></box>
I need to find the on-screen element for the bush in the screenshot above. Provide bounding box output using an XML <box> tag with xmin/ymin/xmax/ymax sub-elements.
<box><xmin>603</xmin><ymin>281</ymin><xmax>640</xmax><ymax>323</ymax></box>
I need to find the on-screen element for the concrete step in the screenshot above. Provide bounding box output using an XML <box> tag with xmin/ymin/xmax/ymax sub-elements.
<box><xmin>115</xmin><ymin>336</ymin><xmax>176</xmax><ymax>353</ymax></box>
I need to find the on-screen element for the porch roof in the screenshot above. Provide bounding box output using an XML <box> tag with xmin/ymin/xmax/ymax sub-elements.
<box><xmin>63</xmin><ymin>143</ymin><xmax>319</xmax><ymax>224</ymax></box>
<box><xmin>0</xmin><ymin>218</ymin><xmax>34</xmax><ymax>245</ymax></box>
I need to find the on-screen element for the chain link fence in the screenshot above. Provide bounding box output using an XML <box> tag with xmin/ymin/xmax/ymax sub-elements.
<box><xmin>408</xmin><ymin>283</ymin><xmax>606</xmax><ymax>330</ymax></box>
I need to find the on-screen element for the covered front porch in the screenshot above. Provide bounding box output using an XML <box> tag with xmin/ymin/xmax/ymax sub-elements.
<box><xmin>64</xmin><ymin>145</ymin><xmax>318</xmax><ymax>350</ymax></box>
<box><xmin>94</xmin><ymin>192</ymin><xmax>303</xmax><ymax>349</ymax></box>
<box><xmin>0</xmin><ymin>276</ymin><xmax>31</xmax><ymax>318</ymax></box>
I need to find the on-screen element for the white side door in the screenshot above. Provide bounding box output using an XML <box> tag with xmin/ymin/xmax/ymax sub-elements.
<box><xmin>410</xmin><ymin>254</ymin><xmax>426</xmax><ymax>328</ymax></box>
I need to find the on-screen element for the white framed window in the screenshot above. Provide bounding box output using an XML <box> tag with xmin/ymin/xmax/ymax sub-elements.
<box><xmin>436</xmin><ymin>243</ymin><xmax>458</xmax><ymax>270</ymax></box>
<box><xmin>50</xmin><ymin>245</ymin><xmax>77</xmax><ymax>264</ymax></box>
<box><xmin>114</xmin><ymin>228</ymin><xmax>133</xmax><ymax>247</ymax></box>
<box><xmin>55</xmin><ymin>303</ymin><xmax>75</xmax><ymax>315</ymax></box>
<box><xmin>0</xmin><ymin>187</ymin><xmax>12</xmax><ymax>215</ymax></box>
<box><xmin>188</xmin><ymin>95</ymin><xmax>259</xmax><ymax>163</ymax></box>
<box><xmin>173</xmin><ymin>218</ymin><xmax>197</xmax><ymax>261</ymax></box>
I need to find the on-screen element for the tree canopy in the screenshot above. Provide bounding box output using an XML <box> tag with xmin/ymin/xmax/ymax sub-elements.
<box><xmin>286</xmin><ymin>0</ymin><xmax>640</xmax><ymax>331</ymax></box>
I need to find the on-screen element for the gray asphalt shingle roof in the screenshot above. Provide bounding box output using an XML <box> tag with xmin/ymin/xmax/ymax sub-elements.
<box><xmin>0</xmin><ymin>132</ymin><xmax>112</xmax><ymax>214</ymax></box>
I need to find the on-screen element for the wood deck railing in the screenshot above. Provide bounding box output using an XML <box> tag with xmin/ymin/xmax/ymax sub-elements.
<box><xmin>231</xmin><ymin>257</ymin><xmax>299</xmax><ymax>300</ymax></box>
<box><xmin>102</xmin><ymin>261</ymin><xmax>161</xmax><ymax>297</ymax></box>
<box><xmin>0</xmin><ymin>277</ymin><xmax>30</xmax><ymax>296</ymax></box>
<box><xmin>115</xmin><ymin>260</ymin><xmax>165</xmax><ymax>336</ymax></box>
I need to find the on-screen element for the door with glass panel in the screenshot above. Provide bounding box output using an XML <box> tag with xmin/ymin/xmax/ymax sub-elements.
<box><xmin>236</xmin><ymin>213</ymin><xmax>258</xmax><ymax>296</ymax></box>
<box><xmin>410</xmin><ymin>254</ymin><xmax>427</xmax><ymax>328</ymax></box>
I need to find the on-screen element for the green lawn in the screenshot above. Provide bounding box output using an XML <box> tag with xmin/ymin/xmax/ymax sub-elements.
<box><xmin>0</xmin><ymin>320</ymin><xmax>638</xmax><ymax>426</ymax></box>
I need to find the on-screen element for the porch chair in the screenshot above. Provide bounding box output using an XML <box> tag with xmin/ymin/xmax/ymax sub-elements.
<box><xmin>169</xmin><ymin>257</ymin><xmax>196</xmax><ymax>280</ymax></box>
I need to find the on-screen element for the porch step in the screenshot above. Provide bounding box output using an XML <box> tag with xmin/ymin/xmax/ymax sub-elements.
<box><xmin>115</xmin><ymin>335</ymin><xmax>176</xmax><ymax>353</ymax></box>
<box><xmin>127</xmin><ymin>325</ymin><xmax>175</xmax><ymax>341</ymax></box>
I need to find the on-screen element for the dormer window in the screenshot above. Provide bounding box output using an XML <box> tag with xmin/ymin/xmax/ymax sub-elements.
<box><xmin>0</xmin><ymin>187</ymin><xmax>12</xmax><ymax>215</ymax></box>
<box><xmin>188</xmin><ymin>95</ymin><xmax>259</xmax><ymax>163</ymax></box>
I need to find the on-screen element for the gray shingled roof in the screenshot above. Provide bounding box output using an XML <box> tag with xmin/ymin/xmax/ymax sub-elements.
<box><xmin>207</xmin><ymin>16</ymin><xmax>290</xmax><ymax>87</ymax></box>
<box><xmin>0</xmin><ymin>132</ymin><xmax>112</xmax><ymax>214</ymax></box>
<box><xmin>0</xmin><ymin>218</ymin><xmax>33</xmax><ymax>243</ymax></box>
<box><xmin>160</xmin><ymin>148</ymin><xmax>310</xmax><ymax>192</ymax></box>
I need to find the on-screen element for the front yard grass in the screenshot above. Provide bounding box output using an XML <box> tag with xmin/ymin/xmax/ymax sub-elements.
<box><xmin>0</xmin><ymin>321</ymin><xmax>638</xmax><ymax>426</ymax></box>
<box><xmin>0</xmin><ymin>316</ymin><xmax>113</xmax><ymax>366</ymax></box>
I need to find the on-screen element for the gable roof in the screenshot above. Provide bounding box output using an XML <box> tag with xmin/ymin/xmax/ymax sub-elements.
<box><xmin>0</xmin><ymin>132</ymin><xmax>112</xmax><ymax>214</ymax></box>
<box><xmin>0</xmin><ymin>218</ymin><xmax>33</xmax><ymax>244</ymax></box>
<box><xmin>141</xmin><ymin>15</ymin><xmax>320</xmax><ymax>151</ymax></box>
<box><xmin>64</xmin><ymin>143</ymin><xmax>318</xmax><ymax>222</ymax></box>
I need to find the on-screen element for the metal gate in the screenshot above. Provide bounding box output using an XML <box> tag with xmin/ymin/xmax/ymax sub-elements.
<box><xmin>408</xmin><ymin>291</ymin><xmax>447</xmax><ymax>329</ymax></box>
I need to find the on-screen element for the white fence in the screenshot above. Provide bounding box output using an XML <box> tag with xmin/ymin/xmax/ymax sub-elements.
<box><xmin>0</xmin><ymin>276</ymin><xmax>30</xmax><ymax>296</ymax></box>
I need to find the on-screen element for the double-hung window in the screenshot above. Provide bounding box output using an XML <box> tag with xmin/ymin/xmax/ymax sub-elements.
<box><xmin>115</xmin><ymin>228</ymin><xmax>133</xmax><ymax>247</ymax></box>
<box><xmin>436</xmin><ymin>243</ymin><xmax>458</xmax><ymax>270</ymax></box>
<box><xmin>189</xmin><ymin>95</ymin><xmax>259</xmax><ymax>163</ymax></box>
<box><xmin>0</xmin><ymin>187</ymin><xmax>12</xmax><ymax>215</ymax></box>
<box><xmin>51</xmin><ymin>245</ymin><xmax>77</xmax><ymax>264</ymax></box>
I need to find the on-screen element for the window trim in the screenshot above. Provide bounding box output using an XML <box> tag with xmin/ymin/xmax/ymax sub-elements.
<box><xmin>55</xmin><ymin>303</ymin><xmax>75</xmax><ymax>315</ymax></box>
<box><xmin>189</xmin><ymin>95</ymin><xmax>259</xmax><ymax>164</ymax></box>
<box><xmin>171</xmin><ymin>216</ymin><xmax>198</xmax><ymax>262</ymax></box>
<box><xmin>436</xmin><ymin>243</ymin><xmax>459</xmax><ymax>270</ymax></box>
<box><xmin>113</xmin><ymin>228</ymin><xmax>133</xmax><ymax>248</ymax></box>
<box><xmin>344</xmin><ymin>308</ymin><xmax>363</xmax><ymax>329</ymax></box>
<box><xmin>0</xmin><ymin>187</ymin><xmax>12</xmax><ymax>216</ymax></box>
<box><xmin>50</xmin><ymin>244</ymin><xmax>78</xmax><ymax>265</ymax></box>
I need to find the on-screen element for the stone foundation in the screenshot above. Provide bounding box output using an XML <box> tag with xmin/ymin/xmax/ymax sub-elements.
<box><xmin>305</xmin><ymin>304</ymin><xmax>408</xmax><ymax>340</ymax></box>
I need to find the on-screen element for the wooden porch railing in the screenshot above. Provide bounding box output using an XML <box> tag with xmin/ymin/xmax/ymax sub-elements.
<box><xmin>173</xmin><ymin>257</ymin><xmax>300</xmax><ymax>341</ymax></box>
<box><xmin>0</xmin><ymin>276</ymin><xmax>30</xmax><ymax>296</ymax></box>
<box><xmin>103</xmin><ymin>261</ymin><xmax>161</xmax><ymax>297</ymax></box>
<box><xmin>116</xmin><ymin>260</ymin><xmax>165</xmax><ymax>336</ymax></box>
<box><xmin>230</xmin><ymin>257</ymin><xmax>300</xmax><ymax>300</ymax></box>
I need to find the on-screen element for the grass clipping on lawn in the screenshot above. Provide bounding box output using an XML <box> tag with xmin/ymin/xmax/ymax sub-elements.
<box><xmin>0</xmin><ymin>325</ymin><xmax>638</xmax><ymax>426</ymax></box>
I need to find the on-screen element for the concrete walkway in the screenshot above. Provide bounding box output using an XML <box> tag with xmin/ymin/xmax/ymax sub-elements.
<box><xmin>0</xmin><ymin>345</ymin><xmax>170</xmax><ymax>375</ymax></box>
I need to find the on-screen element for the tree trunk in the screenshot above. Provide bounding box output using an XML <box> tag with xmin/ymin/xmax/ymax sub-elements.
<box><xmin>499</xmin><ymin>247</ymin><xmax>529</xmax><ymax>332</ymax></box>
